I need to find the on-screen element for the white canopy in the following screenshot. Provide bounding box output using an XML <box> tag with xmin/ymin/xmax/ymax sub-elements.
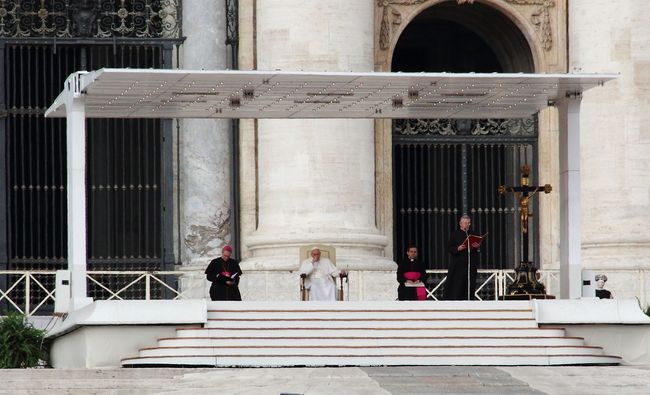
<box><xmin>47</xmin><ymin>68</ymin><xmax>617</xmax><ymax>307</ymax></box>
<box><xmin>45</xmin><ymin>69</ymin><xmax>616</xmax><ymax>119</ymax></box>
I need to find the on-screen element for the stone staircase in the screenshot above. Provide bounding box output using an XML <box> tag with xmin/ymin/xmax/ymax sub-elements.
<box><xmin>121</xmin><ymin>301</ymin><xmax>621</xmax><ymax>367</ymax></box>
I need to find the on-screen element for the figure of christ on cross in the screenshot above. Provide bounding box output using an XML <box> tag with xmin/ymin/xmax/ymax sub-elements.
<box><xmin>498</xmin><ymin>164</ymin><xmax>552</xmax><ymax>296</ymax></box>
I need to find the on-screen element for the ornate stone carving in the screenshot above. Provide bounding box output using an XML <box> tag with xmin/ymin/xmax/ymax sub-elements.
<box><xmin>377</xmin><ymin>0</ymin><xmax>427</xmax><ymax>51</ymax></box>
<box><xmin>377</xmin><ymin>0</ymin><xmax>555</xmax><ymax>53</ymax></box>
<box><xmin>504</xmin><ymin>0</ymin><xmax>555</xmax><ymax>51</ymax></box>
<box><xmin>393</xmin><ymin>117</ymin><xmax>537</xmax><ymax>136</ymax></box>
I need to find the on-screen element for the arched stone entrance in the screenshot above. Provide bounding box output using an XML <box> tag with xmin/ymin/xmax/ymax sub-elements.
<box><xmin>387</xmin><ymin>2</ymin><xmax>540</xmax><ymax>298</ymax></box>
<box><xmin>391</xmin><ymin>1</ymin><xmax>534</xmax><ymax>73</ymax></box>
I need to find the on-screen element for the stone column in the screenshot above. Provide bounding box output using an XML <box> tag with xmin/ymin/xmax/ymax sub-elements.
<box><xmin>570</xmin><ymin>0</ymin><xmax>650</xmax><ymax>301</ymax></box>
<box><xmin>178</xmin><ymin>0</ymin><xmax>230</xmax><ymax>295</ymax></box>
<box><xmin>240</xmin><ymin>0</ymin><xmax>395</xmax><ymax>300</ymax></box>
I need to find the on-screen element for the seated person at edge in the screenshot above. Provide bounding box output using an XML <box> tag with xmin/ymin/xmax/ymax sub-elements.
<box><xmin>298</xmin><ymin>247</ymin><xmax>346</xmax><ymax>301</ymax></box>
<box><xmin>443</xmin><ymin>215</ymin><xmax>481</xmax><ymax>301</ymax></box>
<box><xmin>205</xmin><ymin>245</ymin><xmax>243</xmax><ymax>301</ymax></box>
<box><xmin>397</xmin><ymin>245</ymin><xmax>427</xmax><ymax>301</ymax></box>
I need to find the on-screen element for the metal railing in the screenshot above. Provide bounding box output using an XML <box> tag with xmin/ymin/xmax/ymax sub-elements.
<box><xmin>1</xmin><ymin>268</ymin><xmax>648</xmax><ymax>316</ymax></box>
<box><xmin>424</xmin><ymin>269</ymin><xmax>561</xmax><ymax>301</ymax></box>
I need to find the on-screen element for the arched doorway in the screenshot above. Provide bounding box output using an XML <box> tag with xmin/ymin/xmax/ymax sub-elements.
<box><xmin>391</xmin><ymin>1</ymin><xmax>538</xmax><ymax>294</ymax></box>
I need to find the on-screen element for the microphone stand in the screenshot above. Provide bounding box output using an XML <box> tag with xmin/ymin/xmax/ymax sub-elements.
<box><xmin>465</xmin><ymin>229</ymin><xmax>470</xmax><ymax>301</ymax></box>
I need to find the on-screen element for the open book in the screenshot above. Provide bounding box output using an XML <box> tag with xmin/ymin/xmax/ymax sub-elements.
<box><xmin>463</xmin><ymin>233</ymin><xmax>488</xmax><ymax>250</ymax></box>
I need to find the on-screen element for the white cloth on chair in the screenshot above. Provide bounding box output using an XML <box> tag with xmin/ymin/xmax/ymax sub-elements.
<box><xmin>299</xmin><ymin>257</ymin><xmax>339</xmax><ymax>301</ymax></box>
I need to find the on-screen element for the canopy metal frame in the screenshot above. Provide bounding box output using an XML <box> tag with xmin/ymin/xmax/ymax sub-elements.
<box><xmin>45</xmin><ymin>69</ymin><xmax>617</xmax><ymax>307</ymax></box>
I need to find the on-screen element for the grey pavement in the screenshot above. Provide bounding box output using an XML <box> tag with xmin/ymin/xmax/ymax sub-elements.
<box><xmin>1</xmin><ymin>366</ymin><xmax>649</xmax><ymax>394</ymax></box>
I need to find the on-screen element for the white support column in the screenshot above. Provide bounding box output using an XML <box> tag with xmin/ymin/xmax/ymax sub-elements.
<box><xmin>65</xmin><ymin>73</ymin><xmax>93</xmax><ymax>310</ymax></box>
<box><xmin>558</xmin><ymin>95</ymin><xmax>583</xmax><ymax>299</ymax></box>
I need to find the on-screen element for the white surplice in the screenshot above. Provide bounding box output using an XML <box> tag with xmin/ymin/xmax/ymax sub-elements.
<box><xmin>299</xmin><ymin>257</ymin><xmax>339</xmax><ymax>301</ymax></box>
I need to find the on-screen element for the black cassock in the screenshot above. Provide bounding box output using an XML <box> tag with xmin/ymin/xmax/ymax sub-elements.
<box><xmin>397</xmin><ymin>258</ymin><xmax>427</xmax><ymax>301</ymax></box>
<box><xmin>205</xmin><ymin>257</ymin><xmax>243</xmax><ymax>301</ymax></box>
<box><xmin>443</xmin><ymin>229</ymin><xmax>480</xmax><ymax>300</ymax></box>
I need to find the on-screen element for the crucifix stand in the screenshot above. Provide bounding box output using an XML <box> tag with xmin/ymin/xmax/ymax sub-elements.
<box><xmin>499</xmin><ymin>165</ymin><xmax>553</xmax><ymax>298</ymax></box>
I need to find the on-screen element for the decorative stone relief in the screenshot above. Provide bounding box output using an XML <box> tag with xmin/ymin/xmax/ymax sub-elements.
<box><xmin>377</xmin><ymin>0</ymin><xmax>428</xmax><ymax>51</ymax></box>
<box><xmin>377</xmin><ymin>0</ymin><xmax>555</xmax><ymax>53</ymax></box>
<box><xmin>504</xmin><ymin>0</ymin><xmax>555</xmax><ymax>51</ymax></box>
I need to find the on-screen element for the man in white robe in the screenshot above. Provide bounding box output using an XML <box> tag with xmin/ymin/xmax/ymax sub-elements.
<box><xmin>299</xmin><ymin>247</ymin><xmax>344</xmax><ymax>301</ymax></box>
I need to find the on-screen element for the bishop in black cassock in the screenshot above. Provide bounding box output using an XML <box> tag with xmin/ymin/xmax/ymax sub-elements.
<box><xmin>205</xmin><ymin>245</ymin><xmax>243</xmax><ymax>301</ymax></box>
<box><xmin>444</xmin><ymin>216</ymin><xmax>481</xmax><ymax>301</ymax></box>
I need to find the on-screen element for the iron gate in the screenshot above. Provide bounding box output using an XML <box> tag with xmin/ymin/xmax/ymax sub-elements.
<box><xmin>393</xmin><ymin>117</ymin><xmax>539</xmax><ymax>275</ymax></box>
<box><xmin>0</xmin><ymin>0</ymin><xmax>182</xmax><ymax>311</ymax></box>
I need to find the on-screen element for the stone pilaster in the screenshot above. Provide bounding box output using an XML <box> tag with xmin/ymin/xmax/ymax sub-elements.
<box><xmin>179</xmin><ymin>0</ymin><xmax>231</xmax><ymax>281</ymax></box>
<box><xmin>570</xmin><ymin>0</ymin><xmax>650</xmax><ymax>301</ymax></box>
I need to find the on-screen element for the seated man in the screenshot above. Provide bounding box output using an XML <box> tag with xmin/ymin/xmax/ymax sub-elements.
<box><xmin>298</xmin><ymin>247</ymin><xmax>345</xmax><ymax>301</ymax></box>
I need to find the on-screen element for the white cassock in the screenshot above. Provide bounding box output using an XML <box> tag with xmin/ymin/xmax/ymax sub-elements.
<box><xmin>299</xmin><ymin>257</ymin><xmax>339</xmax><ymax>301</ymax></box>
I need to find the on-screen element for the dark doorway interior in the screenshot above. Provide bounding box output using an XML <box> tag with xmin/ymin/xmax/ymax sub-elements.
<box><xmin>391</xmin><ymin>1</ymin><xmax>538</xmax><ymax>286</ymax></box>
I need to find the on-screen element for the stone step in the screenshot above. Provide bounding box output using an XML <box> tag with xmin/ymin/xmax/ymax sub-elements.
<box><xmin>122</xmin><ymin>354</ymin><xmax>622</xmax><ymax>367</ymax></box>
<box><xmin>175</xmin><ymin>327</ymin><xmax>566</xmax><ymax>338</ymax></box>
<box><xmin>136</xmin><ymin>345</ymin><xmax>604</xmax><ymax>357</ymax></box>
<box><xmin>206</xmin><ymin>309</ymin><xmax>535</xmax><ymax>320</ymax></box>
<box><xmin>158</xmin><ymin>335</ymin><xmax>586</xmax><ymax>348</ymax></box>
<box><xmin>205</xmin><ymin>300</ymin><xmax>533</xmax><ymax>311</ymax></box>
<box><xmin>203</xmin><ymin>318</ymin><xmax>539</xmax><ymax>329</ymax></box>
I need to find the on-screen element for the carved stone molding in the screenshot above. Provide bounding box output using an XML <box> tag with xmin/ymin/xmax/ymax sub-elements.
<box><xmin>504</xmin><ymin>0</ymin><xmax>555</xmax><ymax>51</ymax></box>
<box><xmin>377</xmin><ymin>0</ymin><xmax>555</xmax><ymax>53</ymax></box>
<box><xmin>378</xmin><ymin>0</ymin><xmax>427</xmax><ymax>51</ymax></box>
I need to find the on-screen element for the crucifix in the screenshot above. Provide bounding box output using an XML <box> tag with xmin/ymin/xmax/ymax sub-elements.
<box><xmin>498</xmin><ymin>164</ymin><xmax>552</xmax><ymax>296</ymax></box>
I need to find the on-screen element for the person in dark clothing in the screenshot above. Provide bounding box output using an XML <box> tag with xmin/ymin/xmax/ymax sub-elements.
<box><xmin>205</xmin><ymin>245</ymin><xmax>243</xmax><ymax>301</ymax></box>
<box><xmin>444</xmin><ymin>215</ymin><xmax>481</xmax><ymax>301</ymax></box>
<box><xmin>397</xmin><ymin>245</ymin><xmax>427</xmax><ymax>301</ymax></box>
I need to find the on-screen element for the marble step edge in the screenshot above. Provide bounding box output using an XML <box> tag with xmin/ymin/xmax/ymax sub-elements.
<box><xmin>136</xmin><ymin>345</ymin><xmax>604</xmax><ymax>357</ymax></box>
<box><xmin>204</xmin><ymin>301</ymin><xmax>533</xmax><ymax>310</ymax></box>
<box><xmin>203</xmin><ymin>324</ymin><xmax>539</xmax><ymax>330</ymax></box>
<box><xmin>157</xmin><ymin>337</ymin><xmax>586</xmax><ymax>347</ymax></box>
<box><xmin>206</xmin><ymin>308</ymin><xmax>534</xmax><ymax>313</ymax></box>
<box><xmin>121</xmin><ymin>354</ymin><xmax>622</xmax><ymax>367</ymax></box>
<box><xmin>205</xmin><ymin>317</ymin><xmax>537</xmax><ymax>322</ymax></box>
<box><xmin>175</xmin><ymin>327</ymin><xmax>567</xmax><ymax>336</ymax></box>
<box><xmin>206</xmin><ymin>312</ymin><xmax>536</xmax><ymax>319</ymax></box>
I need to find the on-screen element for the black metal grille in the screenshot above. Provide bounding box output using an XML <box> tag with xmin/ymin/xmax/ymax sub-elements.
<box><xmin>2</xmin><ymin>44</ymin><xmax>170</xmax><ymax>307</ymax></box>
<box><xmin>393</xmin><ymin>119</ymin><xmax>538</xmax><ymax>271</ymax></box>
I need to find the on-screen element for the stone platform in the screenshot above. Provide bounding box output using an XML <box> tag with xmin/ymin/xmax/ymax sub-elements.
<box><xmin>47</xmin><ymin>299</ymin><xmax>650</xmax><ymax>368</ymax></box>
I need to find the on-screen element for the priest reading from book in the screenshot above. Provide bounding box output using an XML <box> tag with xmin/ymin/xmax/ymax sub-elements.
<box><xmin>397</xmin><ymin>245</ymin><xmax>427</xmax><ymax>301</ymax></box>
<box><xmin>299</xmin><ymin>247</ymin><xmax>346</xmax><ymax>301</ymax></box>
<box><xmin>443</xmin><ymin>215</ymin><xmax>486</xmax><ymax>301</ymax></box>
<box><xmin>205</xmin><ymin>245</ymin><xmax>243</xmax><ymax>301</ymax></box>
